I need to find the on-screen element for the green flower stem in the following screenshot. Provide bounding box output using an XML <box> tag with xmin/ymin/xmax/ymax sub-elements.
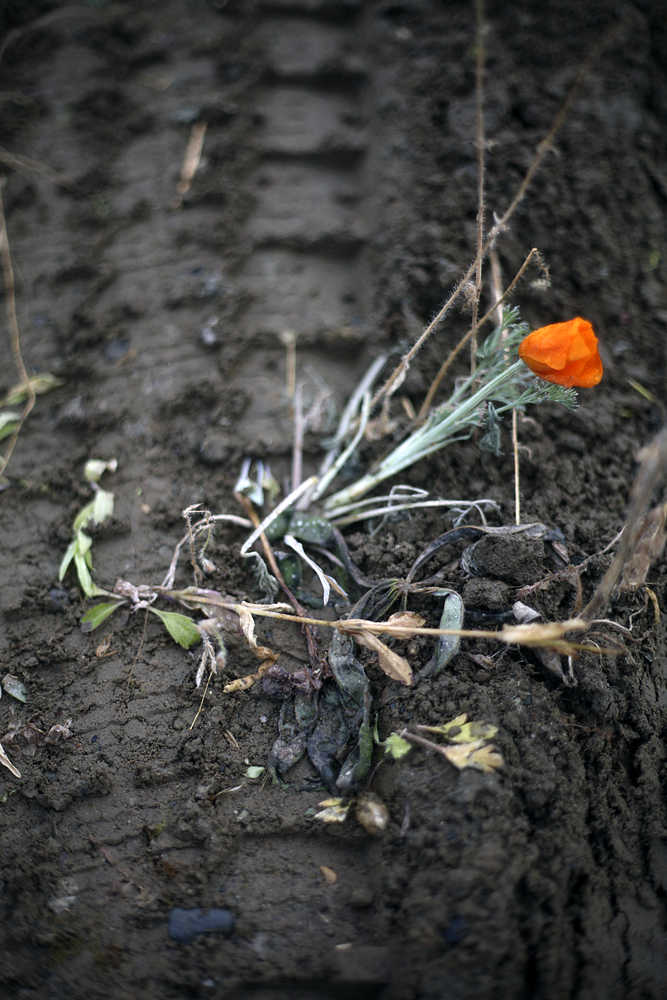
<box><xmin>323</xmin><ymin>360</ymin><xmax>524</xmax><ymax>513</ymax></box>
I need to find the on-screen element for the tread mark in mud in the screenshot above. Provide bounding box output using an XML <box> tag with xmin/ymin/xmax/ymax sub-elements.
<box><xmin>232</xmin><ymin>8</ymin><xmax>371</xmax><ymax>446</ymax></box>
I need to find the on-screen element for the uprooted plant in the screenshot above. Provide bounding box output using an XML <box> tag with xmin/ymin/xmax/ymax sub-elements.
<box><xmin>64</xmin><ymin>306</ymin><xmax>617</xmax><ymax>794</ymax></box>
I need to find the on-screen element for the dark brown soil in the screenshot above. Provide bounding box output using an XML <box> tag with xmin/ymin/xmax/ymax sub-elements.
<box><xmin>0</xmin><ymin>2</ymin><xmax>665</xmax><ymax>998</ymax></box>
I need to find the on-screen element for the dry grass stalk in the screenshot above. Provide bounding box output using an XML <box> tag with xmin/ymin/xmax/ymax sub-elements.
<box><xmin>471</xmin><ymin>0</ymin><xmax>487</xmax><ymax>370</ymax></box>
<box><xmin>583</xmin><ymin>426</ymin><xmax>667</xmax><ymax>621</ymax></box>
<box><xmin>0</xmin><ymin>182</ymin><xmax>35</xmax><ymax>477</ymax></box>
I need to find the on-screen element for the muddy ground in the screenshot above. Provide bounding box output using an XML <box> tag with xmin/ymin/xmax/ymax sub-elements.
<box><xmin>0</xmin><ymin>1</ymin><xmax>666</xmax><ymax>998</ymax></box>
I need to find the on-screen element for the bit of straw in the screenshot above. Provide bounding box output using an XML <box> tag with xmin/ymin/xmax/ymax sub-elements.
<box><xmin>173</xmin><ymin>121</ymin><xmax>207</xmax><ymax>207</ymax></box>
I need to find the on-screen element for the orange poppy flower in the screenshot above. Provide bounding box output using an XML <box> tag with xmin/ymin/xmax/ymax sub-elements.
<box><xmin>519</xmin><ymin>317</ymin><xmax>603</xmax><ymax>388</ymax></box>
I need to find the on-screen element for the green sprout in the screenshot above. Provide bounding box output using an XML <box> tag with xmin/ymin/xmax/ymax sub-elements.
<box><xmin>59</xmin><ymin>458</ymin><xmax>117</xmax><ymax>598</ymax></box>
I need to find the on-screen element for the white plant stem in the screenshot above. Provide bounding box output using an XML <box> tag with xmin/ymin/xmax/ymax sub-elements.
<box><xmin>324</xmin><ymin>360</ymin><xmax>524</xmax><ymax>513</ymax></box>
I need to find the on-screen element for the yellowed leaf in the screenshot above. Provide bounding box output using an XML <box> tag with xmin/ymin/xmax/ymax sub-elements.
<box><xmin>441</xmin><ymin>739</ymin><xmax>503</xmax><ymax>773</ymax></box>
<box><xmin>468</xmin><ymin>743</ymin><xmax>504</xmax><ymax>773</ymax></box>
<box><xmin>418</xmin><ymin>714</ymin><xmax>498</xmax><ymax>743</ymax></box>
<box><xmin>314</xmin><ymin>798</ymin><xmax>350</xmax><ymax>823</ymax></box>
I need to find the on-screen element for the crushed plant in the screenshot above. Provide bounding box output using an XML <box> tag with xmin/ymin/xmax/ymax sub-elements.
<box><xmin>59</xmin><ymin>307</ymin><xmax>620</xmax><ymax>796</ymax></box>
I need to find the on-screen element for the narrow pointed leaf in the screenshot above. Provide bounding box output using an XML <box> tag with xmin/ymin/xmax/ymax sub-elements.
<box><xmin>81</xmin><ymin>601</ymin><xmax>125</xmax><ymax>632</ymax></box>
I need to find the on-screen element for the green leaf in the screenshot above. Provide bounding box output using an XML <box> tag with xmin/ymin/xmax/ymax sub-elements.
<box><xmin>81</xmin><ymin>601</ymin><xmax>124</xmax><ymax>632</ymax></box>
<box><xmin>73</xmin><ymin>500</ymin><xmax>96</xmax><ymax>533</ymax></box>
<box><xmin>148</xmin><ymin>608</ymin><xmax>201</xmax><ymax>649</ymax></box>
<box><xmin>92</xmin><ymin>488</ymin><xmax>114</xmax><ymax>523</ymax></box>
<box><xmin>74</xmin><ymin>551</ymin><xmax>97</xmax><ymax>598</ymax></box>
<box><xmin>245</xmin><ymin>766</ymin><xmax>265</xmax><ymax>780</ymax></box>
<box><xmin>76</xmin><ymin>529</ymin><xmax>92</xmax><ymax>557</ymax></box>
<box><xmin>59</xmin><ymin>539</ymin><xmax>77</xmax><ymax>581</ymax></box>
<box><xmin>383</xmin><ymin>732</ymin><xmax>412</xmax><ymax>759</ymax></box>
<box><xmin>0</xmin><ymin>412</ymin><xmax>20</xmax><ymax>441</ymax></box>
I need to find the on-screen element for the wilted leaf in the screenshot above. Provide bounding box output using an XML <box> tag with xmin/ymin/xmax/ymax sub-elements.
<box><xmin>467</xmin><ymin>743</ymin><xmax>504</xmax><ymax>773</ymax></box>
<box><xmin>313</xmin><ymin>797</ymin><xmax>350</xmax><ymax>823</ymax></box>
<box><xmin>431</xmin><ymin>589</ymin><xmax>464</xmax><ymax>673</ymax></box>
<box><xmin>2</xmin><ymin>674</ymin><xmax>27</xmax><ymax>703</ymax></box>
<box><xmin>237</xmin><ymin>606</ymin><xmax>278</xmax><ymax>661</ymax></box>
<box><xmin>441</xmin><ymin>739</ymin><xmax>503</xmax><ymax>773</ymax></box>
<box><xmin>384</xmin><ymin>611</ymin><xmax>426</xmax><ymax>637</ymax></box>
<box><xmin>441</xmin><ymin>739</ymin><xmax>481</xmax><ymax>768</ymax></box>
<box><xmin>512</xmin><ymin>601</ymin><xmax>541</xmax><ymax>623</ymax></box>
<box><xmin>283</xmin><ymin>534</ymin><xmax>347</xmax><ymax>604</ymax></box>
<box><xmin>148</xmin><ymin>608</ymin><xmax>201</xmax><ymax>649</ymax></box>
<box><xmin>350</xmin><ymin>628</ymin><xmax>413</xmax><ymax>685</ymax></box>
<box><xmin>81</xmin><ymin>601</ymin><xmax>124</xmax><ymax>632</ymax></box>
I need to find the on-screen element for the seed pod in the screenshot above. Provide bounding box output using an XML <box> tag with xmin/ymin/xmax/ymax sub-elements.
<box><xmin>355</xmin><ymin>793</ymin><xmax>389</xmax><ymax>835</ymax></box>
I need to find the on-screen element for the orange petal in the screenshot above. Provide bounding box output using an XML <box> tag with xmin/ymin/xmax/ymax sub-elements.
<box><xmin>519</xmin><ymin>317</ymin><xmax>603</xmax><ymax>388</ymax></box>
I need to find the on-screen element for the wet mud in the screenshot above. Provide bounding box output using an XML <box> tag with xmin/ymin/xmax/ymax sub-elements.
<box><xmin>0</xmin><ymin>2</ymin><xmax>665</xmax><ymax>998</ymax></box>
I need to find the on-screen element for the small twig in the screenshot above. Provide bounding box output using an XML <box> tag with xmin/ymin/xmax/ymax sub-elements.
<box><xmin>0</xmin><ymin>181</ymin><xmax>35</xmax><ymax>477</ymax></box>
<box><xmin>417</xmin><ymin>248</ymin><xmax>538</xmax><ymax>420</ymax></box>
<box><xmin>190</xmin><ymin>669</ymin><xmax>213</xmax><ymax>730</ymax></box>
<box><xmin>511</xmin><ymin>410</ymin><xmax>521</xmax><ymax>525</ymax></box>
<box><xmin>471</xmin><ymin>0</ymin><xmax>486</xmax><ymax>371</ymax></box>
<box><xmin>399</xmin><ymin>729</ymin><xmax>450</xmax><ymax>757</ymax></box>
<box><xmin>281</xmin><ymin>329</ymin><xmax>297</xmax><ymax>403</ymax></box>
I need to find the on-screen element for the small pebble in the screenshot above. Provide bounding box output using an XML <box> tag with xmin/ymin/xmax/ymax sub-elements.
<box><xmin>168</xmin><ymin>907</ymin><xmax>235</xmax><ymax>943</ymax></box>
